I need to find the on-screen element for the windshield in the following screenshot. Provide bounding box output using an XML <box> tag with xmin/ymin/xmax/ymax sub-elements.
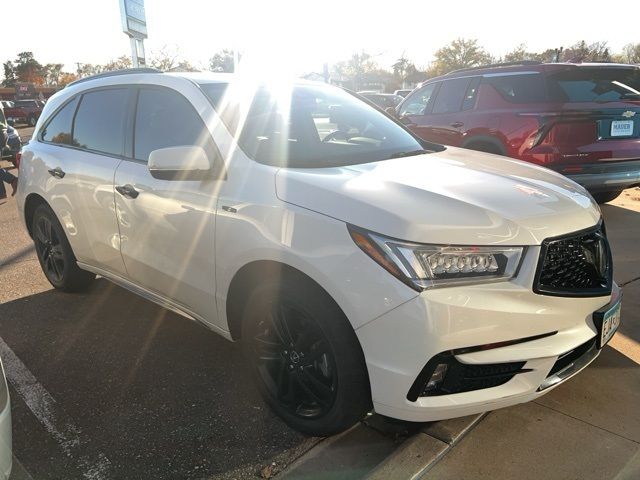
<box><xmin>547</xmin><ymin>68</ymin><xmax>640</xmax><ymax>102</ymax></box>
<box><xmin>199</xmin><ymin>82</ymin><xmax>429</xmax><ymax>168</ymax></box>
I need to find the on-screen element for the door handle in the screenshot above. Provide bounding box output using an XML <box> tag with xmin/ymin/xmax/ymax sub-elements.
<box><xmin>47</xmin><ymin>167</ymin><xmax>65</xmax><ymax>179</ymax></box>
<box><xmin>115</xmin><ymin>184</ymin><xmax>139</xmax><ymax>199</ymax></box>
<box><xmin>450</xmin><ymin>121</ymin><xmax>464</xmax><ymax>128</ymax></box>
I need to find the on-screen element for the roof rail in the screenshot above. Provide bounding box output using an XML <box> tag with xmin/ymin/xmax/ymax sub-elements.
<box><xmin>444</xmin><ymin>60</ymin><xmax>543</xmax><ymax>76</ymax></box>
<box><xmin>66</xmin><ymin>68</ymin><xmax>162</xmax><ymax>88</ymax></box>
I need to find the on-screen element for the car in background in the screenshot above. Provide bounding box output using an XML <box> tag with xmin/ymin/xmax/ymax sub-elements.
<box><xmin>396</xmin><ymin>61</ymin><xmax>640</xmax><ymax>203</ymax></box>
<box><xmin>360</xmin><ymin>92</ymin><xmax>404</xmax><ymax>109</ymax></box>
<box><xmin>4</xmin><ymin>99</ymin><xmax>44</xmax><ymax>127</ymax></box>
<box><xmin>394</xmin><ymin>89</ymin><xmax>412</xmax><ymax>97</ymax></box>
<box><xmin>0</xmin><ymin>102</ymin><xmax>13</xmax><ymax>110</ymax></box>
<box><xmin>0</xmin><ymin>358</ymin><xmax>12</xmax><ymax>479</ymax></box>
<box><xmin>17</xmin><ymin>69</ymin><xmax>620</xmax><ymax>436</ymax></box>
<box><xmin>0</xmin><ymin>107</ymin><xmax>21</xmax><ymax>165</ymax></box>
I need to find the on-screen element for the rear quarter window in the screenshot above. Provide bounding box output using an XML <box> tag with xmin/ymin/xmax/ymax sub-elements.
<box><xmin>547</xmin><ymin>68</ymin><xmax>640</xmax><ymax>102</ymax></box>
<box><xmin>40</xmin><ymin>97</ymin><xmax>79</xmax><ymax>145</ymax></box>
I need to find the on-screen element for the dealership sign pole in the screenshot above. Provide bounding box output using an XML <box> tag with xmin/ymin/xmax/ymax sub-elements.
<box><xmin>119</xmin><ymin>0</ymin><xmax>147</xmax><ymax>67</ymax></box>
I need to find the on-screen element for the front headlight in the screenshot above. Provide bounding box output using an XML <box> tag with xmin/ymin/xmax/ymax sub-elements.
<box><xmin>348</xmin><ymin>225</ymin><xmax>524</xmax><ymax>291</ymax></box>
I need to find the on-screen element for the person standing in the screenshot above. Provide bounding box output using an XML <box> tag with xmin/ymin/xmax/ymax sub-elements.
<box><xmin>0</xmin><ymin>122</ymin><xmax>18</xmax><ymax>200</ymax></box>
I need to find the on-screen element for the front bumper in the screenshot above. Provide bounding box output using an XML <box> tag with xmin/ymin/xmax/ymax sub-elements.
<box><xmin>355</xmin><ymin>245</ymin><xmax>618</xmax><ymax>422</ymax></box>
<box><xmin>554</xmin><ymin>160</ymin><xmax>640</xmax><ymax>192</ymax></box>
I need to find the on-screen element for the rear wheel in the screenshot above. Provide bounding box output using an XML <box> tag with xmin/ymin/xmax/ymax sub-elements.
<box><xmin>28</xmin><ymin>115</ymin><xmax>36</xmax><ymax>127</ymax></box>
<box><xmin>591</xmin><ymin>190</ymin><xmax>622</xmax><ymax>204</ymax></box>
<box><xmin>32</xmin><ymin>204</ymin><xmax>95</xmax><ymax>292</ymax></box>
<box><xmin>241</xmin><ymin>275</ymin><xmax>371</xmax><ymax>436</ymax></box>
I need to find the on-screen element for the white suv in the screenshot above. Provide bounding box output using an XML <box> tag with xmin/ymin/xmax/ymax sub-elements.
<box><xmin>16</xmin><ymin>69</ymin><xmax>622</xmax><ymax>435</ymax></box>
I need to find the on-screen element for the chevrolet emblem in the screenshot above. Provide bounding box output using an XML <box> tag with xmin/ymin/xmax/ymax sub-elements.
<box><xmin>622</xmin><ymin>110</ymin><xmax>636</xmax><ymax>118</ymax></box>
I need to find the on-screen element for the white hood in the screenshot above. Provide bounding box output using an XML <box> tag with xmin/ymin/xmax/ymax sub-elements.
<box><xmin>275</xmin><ymin>147</ymin><xmax>601</xmax><ymax>245</ymax></box>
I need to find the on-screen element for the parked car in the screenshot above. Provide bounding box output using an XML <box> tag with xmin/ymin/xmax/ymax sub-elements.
<box><xmin>360</xmin><ymin>92</ymin><xmax>403</xmax><ymax>109</ymax></box>
<box><xmin>394</xmin><ymin>89</ymin><xmax>412</xmax><ymax>97</ymax></box>
<box><xmin>395</xmin><ymin>61</ymin><xmax>640</xmax><ymax>203</ymax></box>
<box><xmin>1</xmin><ymin>108</ymin><xmax>22</xmax><ymax>164</ymax></box>
<box><xmin>0</xmin><ymin>358</ymin><xmax>12</xmax><ymax>479</ymax></box>
<box><xmin>4</xmin><ymin>99</ymin><xmax>44</xmax><ymax>127</ymax></box>
<box><xmin>16</xmin><ymin>69</ymin><xmax>621</xmax><ymax>436</ymax></box>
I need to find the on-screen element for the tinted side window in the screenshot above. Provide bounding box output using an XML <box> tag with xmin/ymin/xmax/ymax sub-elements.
<box><xmin>398</xmin><ymin>83</ymin><xmax>438</xmax><ymax>116</ymax></box>
<box><xmin>547</xmin><ymin>68</ymin><xmax>640</xmax><ymax>102</ymax></box>
<box><xmin>73</xmin><ymin>89</ymin><xmax>129</xmax><ymax>155</ymax></box>
<box><xmin>483</xmin><ymin>74</ymin><xmax>546</xmax><ymax>103</ymax></box>
<box><xmin>41</xmin><ymin>97</ymin><xmax>79</xmax><ymax>145</ymax></box>
<box><xmin>134</xmin><ymin>88</ymin><xmax>214</xmax><ymax>162</ymax></box>
<box><xmin>432</xmin><ymin>78</ymin><xmax>471</xmax><ymax>114</ymax></box>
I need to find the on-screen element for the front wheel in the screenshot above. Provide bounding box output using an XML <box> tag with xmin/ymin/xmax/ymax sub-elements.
<box><xmin>591</xmin><ymin>190</ymin><xmax>622</xmax><ymax>204</ymax></box>
<box><xmin>28</xmin><ymin>116</ymin><xmax>37</xmax><ymax>127</ymax></box>
<box><xmin>241</xmin><ymin>275</ymin><xmax>371</xmax><ymax>436</ymax></box>
<box><xmin>32</xmin><ymin>204</ymin><xmax>95</xmax><ymax>292</ymax></box>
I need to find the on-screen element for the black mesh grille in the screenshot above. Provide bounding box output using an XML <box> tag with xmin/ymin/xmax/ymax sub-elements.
<box><xmin>535</xmin><ymin>225</ymin><xmax>612</xmax><ymax>297</ymax></box>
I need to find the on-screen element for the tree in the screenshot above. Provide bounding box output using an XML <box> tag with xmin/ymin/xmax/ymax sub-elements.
<box><xmin>101</xmin><ymin>55</ymin><xmax>132</xmax><ymax>72</ymax></box>
<box><xmin>150</xmin><ymin>46</ymin><xmax>180</xmax><ymax>71</ymax></box>
<box><xmin>209</xmin><ymin>49</ymin><xmax>235</xmax><ymax>73</ymax></box>
<box><xmin>333</xmin><ymin>51</ymin><xmax>378</xmax><ymax>90</ymax></box>
<box><xmin>2</xmin><ymin>61</ymin><xmax>16</xmax><ymax>87</ymax></box>
<box><xmin>428</xmin><ymin>38</ymin><xmax>493</xmax><ymax>76</ymax></box>
<box><xmin>621</xmin><ymin>43</ymin><xmax>640</xmax><ymax>64</ymax></box>
<box><xmin>392</xmin><ymin>54</ymin><xmax>418</xmax><ymax>86</ymax></box>
<box><xmin>2</xmin><ymin>51</ymin><xmax>46</xmax><ymax>85</ymax></box>
<box><xmin>562</xmin><ymin>41</ymin><xmax>610</xmax><ymax>62</ymax></box>
<box><xmin>43</xmin><ymin>63</ymin><xmax>63</xmax><ymax>86</ymax></box>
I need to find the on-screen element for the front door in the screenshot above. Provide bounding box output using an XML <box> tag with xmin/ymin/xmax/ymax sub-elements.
<box><xmin>114</xmin><ymin>86</ymin><xmax>222</xmax><ymax>324</ymax></box>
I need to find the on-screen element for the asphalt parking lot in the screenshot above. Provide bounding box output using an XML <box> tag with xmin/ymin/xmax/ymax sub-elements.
<box><xmin>1</xmin><ymin>125</ymin><xmax>640</xmax><ymax>479</ymax></box>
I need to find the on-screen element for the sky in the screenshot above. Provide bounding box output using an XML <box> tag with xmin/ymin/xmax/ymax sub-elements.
<box><xmin>2</xmin><ymin>0</ymin><xmax>636</xmax><ymax>78</ymax></box>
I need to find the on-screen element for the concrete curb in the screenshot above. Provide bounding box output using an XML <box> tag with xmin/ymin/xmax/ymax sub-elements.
<box><xmin>365</xmin><ymin>413</ymin><xmax>487</xmax><ymax>480</ymax></box>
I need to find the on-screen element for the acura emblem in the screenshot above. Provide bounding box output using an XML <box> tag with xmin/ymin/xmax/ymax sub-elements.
<box><xmin>622</xmin><ymin>110</ymin><xmax>636</xmax><ymax>118</ymax></box>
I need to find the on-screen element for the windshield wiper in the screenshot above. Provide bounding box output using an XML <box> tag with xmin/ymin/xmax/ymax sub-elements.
<box><xmin>620</xmin><ymin>93</ymin><xmax>640</xmax><ymax>100</ymax></box>
<box><xmin>388</xmin><ymin>149</ymin><xmax>429</xmax><ymax>159</ymax></box>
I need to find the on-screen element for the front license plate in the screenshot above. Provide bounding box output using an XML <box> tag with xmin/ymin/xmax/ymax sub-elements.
<box><xmin>611</xmin><ymin>120</ymin><xmax>634</xmax><ymax>137</ymax></box>
<box><xmin>593</xmin><ymin>298</ymin><xmax>622</xmax><ymax>348</ymax></box>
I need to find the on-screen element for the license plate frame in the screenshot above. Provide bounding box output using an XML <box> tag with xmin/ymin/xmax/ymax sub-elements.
<box><xmin>593</xmin><ymin>297</ymin><xmax>622</xmax><ymax>349</ymax></box>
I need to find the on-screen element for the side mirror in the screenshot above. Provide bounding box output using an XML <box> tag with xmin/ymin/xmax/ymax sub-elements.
<box><xmin>148</xmin><ymin>145</ymin><xmax>211</xmax><ymax>181</ymax></box>
<box><xmin>384</xmin><ymin>106</ymin><xmax>398</xmax><ymax>118</ymax></box>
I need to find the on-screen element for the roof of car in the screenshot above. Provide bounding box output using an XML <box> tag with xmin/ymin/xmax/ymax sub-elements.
<box><xmin>421</xmin><ymin>61</ymin><xmax>640</xmax><ymax>85</ymax></box>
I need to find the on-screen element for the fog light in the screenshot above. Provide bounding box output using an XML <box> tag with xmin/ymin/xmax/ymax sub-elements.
<box><xmin>424</xmin><ymin>363</ymin><xmax>448</xmax><ymax>393</ymax></box>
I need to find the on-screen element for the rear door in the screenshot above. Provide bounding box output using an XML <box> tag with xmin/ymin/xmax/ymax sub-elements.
<box><xmin>114</xmin><ymin>85</ymin><xmax>223</xmax><ymax>324</ymax></box>
<box><xmin>37</xmin><ymin>87</ymin><xmax>130</xmax><ymax>276</ymax></box>
<box><xmin>421</xmin><ymin>77</ymin><xmax>473</xmax><ymax>146</ymax></box>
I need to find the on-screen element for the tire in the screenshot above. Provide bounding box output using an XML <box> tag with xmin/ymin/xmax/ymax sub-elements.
<box><xmin>28</xmin><ymin>115</ymin><xmax>36</xmax><ymax>127</ymax></box>
<box><xmin>466</xmin><ymin>142</ymin><xmax>503</xmax><ymax>155</ymax></box>
<box><xmin>591</xmin><ymin>190</ymin><xmax>622</xmax><ymax>204</ymax></box>
<box><xmin>241</xmin><ymin>273</ymin><xmax>371</xmax><ymax>436</ymax></box>
<box><xmin>32</xmin><ymin>204</ymin><xmax>95</xmax><ymax>292</ymax></box>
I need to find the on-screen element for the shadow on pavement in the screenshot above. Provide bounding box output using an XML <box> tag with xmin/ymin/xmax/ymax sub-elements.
<box><xmin>0</xmin><ymin>279</ymin><xmax>309</xmax><ymax>480</ymax></box>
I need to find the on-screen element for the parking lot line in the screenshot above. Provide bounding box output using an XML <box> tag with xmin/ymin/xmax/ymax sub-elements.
<box><xmin>0</xmin><ymin>336</ymin><xmax>112</xmax><ymax>480</ymax></box>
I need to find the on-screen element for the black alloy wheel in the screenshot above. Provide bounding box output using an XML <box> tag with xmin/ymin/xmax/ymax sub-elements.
<box><xmin>34</xmin><ymin>214</ymin><xmax>65</xmax><ymax>284</ymax></box>
<box><xmin>251</xmin><ymin>302</ymin><xmax>338</xmax><ymax>419</ymax></box>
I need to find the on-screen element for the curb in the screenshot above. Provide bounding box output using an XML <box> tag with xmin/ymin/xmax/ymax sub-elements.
<box><xmin>365</xmin><ymin>413</ymin><xmax>487</xmax><ymax>480</ymax></box>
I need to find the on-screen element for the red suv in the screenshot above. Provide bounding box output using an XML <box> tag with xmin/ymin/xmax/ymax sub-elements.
<box><xmin>396</xmin><ymin>61</ymin><xmax>640</xmax><ymax>203</ymax></box>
